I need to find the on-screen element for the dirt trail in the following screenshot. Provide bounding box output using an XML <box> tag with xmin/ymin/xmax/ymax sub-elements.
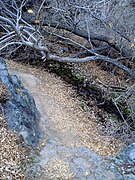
<box><xmin>7</xmin><ymin>61</ymin><xmax>124</xmax><ymax>156</ymax></box>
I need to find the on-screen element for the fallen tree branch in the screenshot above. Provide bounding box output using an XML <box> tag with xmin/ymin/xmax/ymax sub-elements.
<box><xmin>69</xmin><ymin>45</ymin><xmax>110</xmax><ymax>58</ymax></box>
<box><xmin>40</xmin><ymin>21</ymin><xmax>133</xmax><ymax>59</ymax></box>
<box><xmin>0</xmin><ymin>1</ymin><xmax>134</xmax><ymax>79</ymax></box>
<box><xmin>47</xmin><ymin>54</ymin><xmax>135</xmax><ymax>79</ymax></box>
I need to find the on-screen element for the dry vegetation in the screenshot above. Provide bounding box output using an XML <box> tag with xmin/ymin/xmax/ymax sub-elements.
<box><xmin>7</xmin><ymin>30</ymin><xmax>135</xmax><ymax>146</ymax></box>
<box><xmin>0</xmin><ymin>82</ymin><xmax>9</xmax><ymax>103</ymax></box>
<box><xmin>0</xmin><ymin>1</ymin><xmax>134</xmax><ymax>178</ymax></box>
<box><xmin>0</xmin><ymin>113</ymin><xmax>30</xmax><ymax>179</ymax></box>
<box><xmin>7</xmin><ymin>60</ymin><xmax>126</xmax><ymax>155</ymax></box>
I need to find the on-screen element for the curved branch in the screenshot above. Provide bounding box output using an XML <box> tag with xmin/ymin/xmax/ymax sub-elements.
<box><xmin>0</xmin><ymin>16</ymin><xmax>16</xmax><ymax>31</ymax></box>
<box><xmin>47</xmin><ymin>54</ymin><xmax>135</xmax><ymax>79</ymax></box>
<box><xmin>40</xmin><ymin>21</ymin><xmax>133</xmax><ymax>59</ymax></box>
<box><xmin>0</xmin><ymin>2</ymin><xmax>134</xmax><ymax>79</ymax></box>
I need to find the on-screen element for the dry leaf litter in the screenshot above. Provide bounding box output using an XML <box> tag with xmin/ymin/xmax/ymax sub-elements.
<box><xmin>0</xmin><ymin>60</ymin><xmax>126</xmax><ymax>179</ymax></box>
<box><xmin>7</xmin><ymin>60</ymin><xmax>124</xmax><ymax>156</ymax></box>
<box><xmin>0</xmin><ymin>113</ymin><xmax>29</xmax><ymax>179</ymax></box>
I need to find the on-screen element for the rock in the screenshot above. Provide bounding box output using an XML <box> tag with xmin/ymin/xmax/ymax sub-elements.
<box><xmin>111</xmin><ymin>143</ymin><xmax>135</xmax><ymax>180</ymax></box>
<box><xmin>37</xmin><ymin>139</ymin><xmax>135</xmax><ymax>179</ymax></box>
<box><xmin>0</xmin><ymin>58</ymin><xmax>40</xmax><ymax>147</ymax></box>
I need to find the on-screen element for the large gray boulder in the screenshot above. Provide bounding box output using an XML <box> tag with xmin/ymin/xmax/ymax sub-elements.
<box><xmin>27</xmin><ymin>139</ymin><xmax>135</xmax><ymax>179</ymax></box>
<box><xmin>0</xmin><ymin>58</ymin><xmax>40</xmax><ymax>147</ymax></box>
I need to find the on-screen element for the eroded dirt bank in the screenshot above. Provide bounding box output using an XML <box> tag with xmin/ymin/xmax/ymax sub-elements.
<box><xmin>7</xmin><ymin>60</ymin><xmax>124</xmax><ymax>156</ymax></box>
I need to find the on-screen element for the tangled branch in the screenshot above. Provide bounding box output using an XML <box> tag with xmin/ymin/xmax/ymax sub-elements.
<box><xmin>0</xmin><ymin>0</ymin><xmax>135</xmax><ymax>79</ymax></box>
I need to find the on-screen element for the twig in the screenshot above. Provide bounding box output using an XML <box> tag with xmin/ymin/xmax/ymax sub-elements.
<box><xmin>112</xmin><ymin>98</ymin><xmax>129</xmax><ymax>127</ymax></box>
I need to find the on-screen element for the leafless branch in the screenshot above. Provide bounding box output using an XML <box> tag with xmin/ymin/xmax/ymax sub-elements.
<box><xmin>0</xmin><ymin>0</ymin><xmax>135</xmax><ymax>79</ymax></box>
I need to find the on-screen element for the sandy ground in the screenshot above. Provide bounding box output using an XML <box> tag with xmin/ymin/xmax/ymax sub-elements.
<box><xmin>0</xmin><ymin>59</ymin><xmax>127</xmax><ymax>179</ymax></box>
<box><xmin>7</xmin><ymin>60</ymin><xmax>124</xmax><ymax>156</ymax></box>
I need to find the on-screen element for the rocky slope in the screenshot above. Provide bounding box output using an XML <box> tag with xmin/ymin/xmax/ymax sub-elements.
<box><xmin>0</xmin><ymin>58</ymin><xmax>135</xmax><ymax>179</ymax></box>
<box><xmin>0</xmin><ymin>58</ymin><xmax>40</xmax><ymax>147</ymax></box>
<box><xmin>7</xmin><ymin>60</ymin><xmax>135</xmax><ymax>179</ymax></box>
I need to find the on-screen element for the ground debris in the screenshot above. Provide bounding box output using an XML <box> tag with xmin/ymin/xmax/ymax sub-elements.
<box><xmin>0</xmin><ymin>114</ymin><xmax>29</xmax><ymax>180</ymax></box>
<box><xmin>6</xmin><ymin>60</ymin><xmax>125</xmax><ymax>156</ymax></box>
<box><xmin>0</xmin><ymin>82</ymin><xmax>9</xmax><ymax>103</ymax></box>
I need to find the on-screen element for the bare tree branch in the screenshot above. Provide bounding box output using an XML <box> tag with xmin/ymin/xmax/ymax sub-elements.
<box><xmin>0</xmin><ymin>0</ymin><xmax>134</xmax><ymax>79</ymax></box>
<box><xmin>47</xmin><ymin>54</ymin><xmax>135</xmax><ymax>79</ymax></box>
<box><xmin>41</xmin><ymin>21</ymin><xmax>133</xmax><ymax>59</ymax></box>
